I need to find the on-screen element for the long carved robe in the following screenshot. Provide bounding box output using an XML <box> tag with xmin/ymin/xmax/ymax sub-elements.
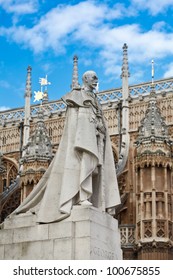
<box><xmin>14</xmin><ymin>89</ymin><xmax>120</xmax><ymax>223</ymax></box>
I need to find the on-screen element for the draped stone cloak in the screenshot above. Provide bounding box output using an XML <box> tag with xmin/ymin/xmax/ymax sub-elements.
<box><xmin>14</xmin><ymin>89</ymin><xmax>120</xmax><ymax>223</ymax></box>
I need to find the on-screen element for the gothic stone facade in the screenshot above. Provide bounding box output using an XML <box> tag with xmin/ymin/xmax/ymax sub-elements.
<box><xmin>0</xmin><ymin>77</ymin><xmax>173</xmax><ymax>260</ymax></box>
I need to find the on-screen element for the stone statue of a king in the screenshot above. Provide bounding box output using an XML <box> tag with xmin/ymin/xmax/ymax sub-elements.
<box><xmin>14</xmin><ymin>70</ymin><xmax>120</xmax><ymax>223</ymax></box>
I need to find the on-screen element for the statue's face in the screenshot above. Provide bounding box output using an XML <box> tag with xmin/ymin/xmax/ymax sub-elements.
<box><xmin>87</xmin><ymin>73</ymin><xmax>98</xmax><ymax>90</ymax></box>
<box><xmin>83</xmin><ymin>71</ymin><xmax>98</xmax><ymax>91</ymax></box>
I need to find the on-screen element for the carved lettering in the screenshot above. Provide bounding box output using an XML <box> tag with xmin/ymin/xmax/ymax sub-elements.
<box><xmin>92</xmin><ymin>246</ymin><xmax>114</xmax><ymax>260</ymax></box>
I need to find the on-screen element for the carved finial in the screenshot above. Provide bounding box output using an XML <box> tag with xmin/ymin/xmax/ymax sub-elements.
<box><xmin>151</xmin><ymin>59</ymin><xmax>154</xmax><ymax>84</ymax></box>
<box><xmin>25</xmin><ymin>66</ymin><xmax>32</xmax><ymax>98</ymax></box>
<box><xmin>71</xmin><ymin>55</ymin><xmax>80</xmax><ymax>90</ymax></box>
<box><xmin>121</xmin><ymin>43</ymin><xmax>130</xmax><ymax>79</ymax></box>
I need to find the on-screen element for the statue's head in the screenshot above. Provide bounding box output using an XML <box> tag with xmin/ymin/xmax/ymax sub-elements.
<box><xmin>82</xmin><ymin>71</ymin><xmax>98</xmax><ymax>92</ymax></box>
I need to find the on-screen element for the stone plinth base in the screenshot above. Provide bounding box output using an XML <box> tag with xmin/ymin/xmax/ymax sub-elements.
<box><xmin>0</xmin><ymin>206</ymin><xmax>122</xmax><ymax>260</ymax></box>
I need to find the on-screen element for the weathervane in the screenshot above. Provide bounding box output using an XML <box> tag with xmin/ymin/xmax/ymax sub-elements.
<box><xmin>34</xmin><ymin>75</ymin><xmax>51</xmax><ymax>104</ymax></box>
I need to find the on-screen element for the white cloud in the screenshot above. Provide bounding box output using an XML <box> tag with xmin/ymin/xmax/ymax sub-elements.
<box><xmin>0</xmin><ymin>106</ymin><xmax>10</xmax><ymax>111</ymax></box>
<box><xmin>0</xmin><ymin>1</ymin><xmax>110</xmax><ymax>53</ymax></box>
<box><xmin>129</xmin><ymin>69</ymin><xmax>145</xmax><ymax>85</ymax></box>
<box><xmin>163</xmin><ymin>63</ymin><xmax>173</xmax><ymax>78</ymax></box>
<box><xmin>152</xmin><ymin>21</ymin><xmax>167</xmax><ymax>32</ymax></box>
<box><xmin>0</xmin><ymin>0</ymin><xmax>38</xmax><ymax>14</ymax></box>
<box><xmin>131</xmin><ymin>0</ymin><xmax>173</xmax><ymax>15</ymax></box>
<box><xmin>105</xmin><ymin>2</ymin><xmax>137</xmax><ymax>19</ymax></box>
<box><xmin>1</xmin><ymin>1</ymin><xmax>173</xmax><ymax>82</ymax></box>
<box><xmin>0</xmin><ymin>2</ymin><xmax>140</xmax><ymax>57</ymax></box>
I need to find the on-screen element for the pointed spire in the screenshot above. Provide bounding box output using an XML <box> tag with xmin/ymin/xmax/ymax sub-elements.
<box><xmin>24</xmin><ymin>66</ymin><xmax>32</xmax><ymax>98</ymax></box>
<box><xmin>116</xmin><ymin>44</ymin><xmax>130</xmax><ymax>176</ymax></box>
<box><xmin>121</xmin><ymin>43</ymin><xmax>130</xmax><ymax>102</ymax></box>
<box><xmin>137</xmin><ymin>62</ymin><xmax>166</xmax><ymax>140</ymax></box>
<box><xmin>71</xmin><ymin>55</ymin><xmax>80</xmax><ymax>90</ymax></box>
<box><xmin>22</xmin><ymin>107</ymin><xmax>52</xmax><ymax>161</ymax></box>
<box><xmin>23</xmin><ymin>66</ymin><xmax>32</xmax><ymax>147</ymax></box>
<box><xmin>121</xmin><ymin>43</ymin><xmax>130</xmax><ymax>79</ymax></box>
<box><xmin>138</xmin><ymin>95</ymin><xmax>168</xmax><ymax>140</ymax></box>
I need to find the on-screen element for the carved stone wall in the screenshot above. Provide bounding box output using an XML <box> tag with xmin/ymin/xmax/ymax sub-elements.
<box><xmin>1</xmin><ymin>92</ymin><xmax>173</xmax><ymax>152</ymax></box>
<box><xmin>0</xmin><ymin>126</ymin><xmax>20</xmax><ymax>154</ymax></box>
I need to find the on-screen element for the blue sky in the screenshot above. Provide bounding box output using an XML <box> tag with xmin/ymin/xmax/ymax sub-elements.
<box><xmin>1</xmin><ymin>0</ymin><xmax>173</xmax><ymax>110</ymax></box>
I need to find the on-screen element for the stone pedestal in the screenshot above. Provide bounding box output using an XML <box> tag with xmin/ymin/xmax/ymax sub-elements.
<box><xmin>0</xmin><ymin>206</ymin><xmax>122</xmax><ymax>260</ymax></box>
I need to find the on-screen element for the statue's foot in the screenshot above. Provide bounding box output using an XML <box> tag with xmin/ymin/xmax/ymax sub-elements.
<box><xmin>80</xmin><ymin>200</ymin><xmax>92</xmax><ymax>206</ymax></box>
